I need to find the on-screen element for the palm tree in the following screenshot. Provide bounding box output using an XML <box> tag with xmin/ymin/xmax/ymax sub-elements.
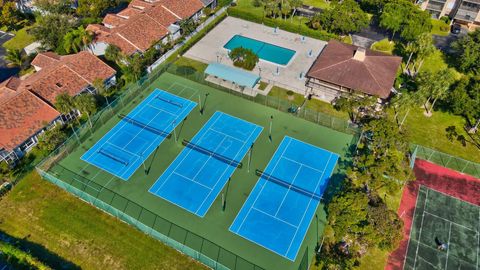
<box><xmin>74</xmin><ymin>94</ymin><xmax>97</xmax><ymax>127</ymax></box>
<box><xmin>280</xmin><ymin>0</ymin><xmax>292</xmax><ymax>20</ymax></box>
<box><xmin>63</xmin><ymin>26</ymin><xmax>93</xmax><ymax>53</ymax></box>
<box><xmin>55</xmin><ymin>93</ymin><xmax>75</xmax><ymax>116</ymax></box>
<box><xmin>390</xmin><ymin>91</ymin><xmax>421</xmax><ymax>129</ymax></box>
<box><xmin>290</xmin><ymin>0</ymin><xmax>303</xmax><ymax>22</ymax></box>
<box><xmin>5</xmin><ymin>49</ymin><xmax>23</xmax><ymax>67</ymax></box>
<box><xmin>404</xmin><ymin>33</ymin><xmax>435</xmax><ymax>76</ymax></box>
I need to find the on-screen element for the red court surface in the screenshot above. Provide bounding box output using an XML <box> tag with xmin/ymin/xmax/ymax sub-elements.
<box><xmin>385</xmin><ymin>159</ymin><xmax>480</xmax><ymax>270</ymax></box>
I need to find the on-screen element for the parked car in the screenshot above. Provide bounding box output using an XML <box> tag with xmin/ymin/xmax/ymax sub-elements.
<box><xmin>451</xmin><ymin>23</ymin><xmax>462</xmax><ymax>34</ymax></box>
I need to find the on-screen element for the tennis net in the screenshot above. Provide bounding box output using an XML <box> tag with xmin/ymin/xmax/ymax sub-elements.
<box><xmin>118</xmin><ymin>114</ymin><xmax>171</xmax><ymax>138</ymax></box>
<box><xmin>98</xmin><ymin>148</ymin><xmax>129</xmax><ymax>166</ymax></box>
<box><xmin>182</xmin><ymin>139</ymin><xmax>243</xmax><ymax>168</ymax></box>
<box><xmin>155</xmin><ymin>95</ymin><xmax>183</xmax><ymax>108</ymax></box>
<box><xmin>255</xmin><ymin>169</ymin><xmax>322</xmax><ymax>200</ymax></box>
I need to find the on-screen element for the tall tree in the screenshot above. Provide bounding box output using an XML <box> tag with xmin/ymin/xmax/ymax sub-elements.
<box><xmin>317</xmin><ymin>0</ymin><xmax>370</xmax><ymax>35</ymax></box>
<box><xmin>104</xmin><ymin>44</ymin><xmax>122</xmax><ymax>64</ymax></box>
<box><xmin>32</xmin><ymin>14</ymin><xmax>76</xmax><ymax>50</ymax></box>
<box><xmin>63</xmin><ymin>26</ymin><xmax>93</xmax><ymax>53</ymax></box>
<box><xmin>452</xmin><ymin>29</ymin><xmax>480</xmax><ymax>75</ymax></box>
<box><xmin>448</xmin><ymin>78</ymin><xmax>480</xmax><ymax>133</ymax></box>
<box><xmin>74</xmin><ymin>94</ymin><xmax>97</xmax><ymax>127</ymax></box>
<box><xmin>0</xmin><ymin>2</ymin><xmax>22</xmax><ymax>29</ymax></box>
<box><xmin>350</xmin><ymin>118</ymin><xmax>412</xmax><ymax>193</ymax></box>
<box><xmin>55</xmin><ymin>93</ymin><xmax>75</xmax><ymax>115</ymax></box>
<box><xmin>390</xmin><ymin>91</ymin><xmax>422</xmax><ymax>129</ymax></box>
<box><xmin>120</xmin><ymin>54</ymin><xmax>144</xmax><ymax>84</ymax></box>
<box><xmin>403</xmin><ymin>33</ymin><xmax>436</xmax><ymax>75</ymax></box>
<box><xmin>334</xmin><ymin>94</ymin><xmax>378</xmax><ymax>124</ymax></box>
<box><xmin>37</xmin><ymin>126</ymin><xmax>68</xmax><ymax>153</ymax></box>
<box><xmin>76</xmin><ymin>0</ymin><xmax>118</xmax><ymax>19</ymax></box>
<box><xmin>379</xmin><ymin>1</ymin><xmax>408</xmax><ymax>41</ymax></box>
<box><xmin>415</xmin><ymin>69</ymin><xmax>455</xmax><ymax>116</ymax></box>
<box><xmin>33</xmin><ymin>0</ymin><xmax>74</xmax><ymax>14</ymax></box>
<box><xmin>400</xmin><ymin>8</ymin><xmax>432</xmax><ymax>41</ymax></box>
<box><xmin>5</xmin><ymin>49</ymin><xmax>23</xmax><ymax>67</ymax></box>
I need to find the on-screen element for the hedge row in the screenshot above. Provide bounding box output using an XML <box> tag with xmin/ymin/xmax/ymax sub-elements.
<box><xmin>227</xmin><ymin>7</ymin><xmax>337</xmax><ymax>41</ymax></box>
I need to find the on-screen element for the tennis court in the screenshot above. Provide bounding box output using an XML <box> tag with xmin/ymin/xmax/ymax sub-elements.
<box><xmin>230</xmin><ymin>136</ymin><xmax>339</xmax><ymax>261</ymax></box>
<box><xmin>81</xmin><ymin>89</ymin><xmax>196</xmax><ymax>180</ymax></box>
<box><xmin>404</xmin><ymin>185</ymin><xmax>480</xmax><ymax>270</ymax></box>
<box><xmin>149</xmin><ymin>111</ymin><xmax>263</xmax><ymax>217</ymax></box>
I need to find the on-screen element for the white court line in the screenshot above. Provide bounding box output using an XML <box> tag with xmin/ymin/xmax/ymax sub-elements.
<box><xmin>445</xmin><ymin>222</ymin><xmax>453</xmax><ymax>269</ymax></box>
<box><xmin>172</xmin><ymin>172</ymin><xmax>213</xmax><ymax>190</ymax></box>
<box><xmin>413</xmin><ymin>188</ymin><xmax>429</xmax><ymax>269</ymax></box>
<box><xmin>402</xmin><ymin>186</ymin><xmax>425</xmax><ymax>270</ymax></box>
<box><xmin>236</xmin><ymin>138</ymin><xmax>293</xmax><ymax>232</ymax></box>
<box><xmin>281</xmin><ymin>156</ymin><xmax>324</xmax><ymax>174</ymax></box>
<box><xmin>146</xmin><ymin>103</ymin><xmax>177</xmax><ymax>116</ymax></box>
<box><xmin>169</xmin><ymin>82</ymin><xmax>198</xmax><ymax>99</ymax></box>
<box><xmin>252</xmin><ymin>207</ymin><xmax>298</xmax><ymax>228</ymax></box>
<box><xmin>274</xmin><ymin>164</ymin><xmax>303</xmax><ymax>217</ymax></box>
<box><xmin>285</xmin><ymin>153</ymin><xmax>333</xmax><ymax>255</ymax></box>
<box><xmin>424</xmin><ymin>211</ymin><xmax>479</xmax><ymax>233</ymax></box>
<box><xmin>105</xmin><ymin>142</ymin><xmax>143</xmax><ymax>159</ymax></box>
<box><xmin>195</xmin><ymin>123</ymin><xmax>261</xmax><ymax>214</ymax></box>
<box><xmin>151</xmin><ymin>113</ymin><xmax>224</xmax><ymax>194</ymax></box>
<box><xmin>210</xmin><ymin>128</ymin><xmax>247</xmax><ymax>143</ymax></box>
<box><xmin>189</xmin><ymin>137</ymin><xmax>227</xmax><ymax>184</ymax></box>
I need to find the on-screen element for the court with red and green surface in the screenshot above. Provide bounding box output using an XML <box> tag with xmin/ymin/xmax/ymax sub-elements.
<box><xmin>387</xmin><ymin>160</ymin><xmax>480</xmax><ymax>270</ymax></box>
<box><xmin>38</xmin><ymin>71</ymin><xmax>355</xmax><ymax>270</ymax></box>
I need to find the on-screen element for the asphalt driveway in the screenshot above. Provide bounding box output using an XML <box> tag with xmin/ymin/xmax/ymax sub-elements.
<box><xmin>0</xmin><ymin>31</ymin><xmax>20</xmax><ymax>83</ymax></box>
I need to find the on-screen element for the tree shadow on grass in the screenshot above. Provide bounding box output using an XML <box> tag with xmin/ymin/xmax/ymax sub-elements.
<box><xmin>175</xmin><ymin>65</ymin><xmax>197</xmax><ymax>76</ymax></box>
<box><xmin>0</xmin><ymin>230</ymin><xmax>80</xmax><ymax>270</ymax></box>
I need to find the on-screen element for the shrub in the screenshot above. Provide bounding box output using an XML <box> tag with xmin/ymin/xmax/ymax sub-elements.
<box><xmin>228</xmin><ymin>47</ymin><xmax>259</xmax><ymax>70</ymax></box>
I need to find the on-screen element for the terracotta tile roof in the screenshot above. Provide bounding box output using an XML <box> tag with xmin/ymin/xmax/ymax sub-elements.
<box><xmin>159</xmin><ymin>0</ymin><xmax>204</xmax><ymax>19</ymax></box>
<box><xmin>129</xmin><ymin>0</ymin><xmax>154</xmax><ymax>10</ymax></box>
<box><xmin>31</xmin><ymin>52</ymin><xmax>60</xmax><ymax>70</ymax></box>
<box><xmin>145</xmin><ymin>4</ymin><xmax>179</xmax><ymax>27</ymax></box>
<box><xmin>88</xmin><ymin>0</ymin><xmax>204</xmax><ymax>55</ymax></box>
<box><xmin>0</xmin><ymin>91</ymin><xmax>60</xmax><ymax>152</ymax></box>
<box><xmin>24</xmin><ymin>52</ymin><xmax>116</xmax><ymax>104</ymax></box>
<box><xmin>103</xmin><ymin>14</ymin><xmax>127</xmax><ymax>27</ymax></box>
<box><xmin>117</xmin><ymin>7</ymin><xmax>141</xmax><ymax>18</ymax></box>
<box><xmin>0</xmin><ymin>77</ymin><xmax>21</xmax><ymax>101</ymax></box>
<box><xmin>307</xmin><ymin>40</ymin><xmax>402</xmax><ymax>98</ymax></box>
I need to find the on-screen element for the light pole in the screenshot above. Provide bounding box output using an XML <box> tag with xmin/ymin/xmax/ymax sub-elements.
<box><xmin>268</xmin><ymin>115</ymin><xmax>273</xmax><ymax>142</ymax></box>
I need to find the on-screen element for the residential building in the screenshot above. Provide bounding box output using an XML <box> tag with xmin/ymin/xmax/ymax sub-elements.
<box><xmin>305</xmin><ymin>40</ymin><xmax>402</xmax><ymax>102</ymax></box>
<box><xmin>420</xmin><ymin>0</ymin><xmax>480</xmax><ymax>30</ymax></box>
<box><xmin>0</xmin><ymin>51</ymin><xmax>116</xmax><ymax>164</ymax></box>
<box><xmin>86</xmin><ymin>0</ymin><xmax>213</xmax><ymax>56</ymax></box>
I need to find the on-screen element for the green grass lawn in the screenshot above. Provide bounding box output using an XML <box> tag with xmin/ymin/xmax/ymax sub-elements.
<box><xmin>268</xmin><ymin>86</ymin><xmax>349</xmax><ymax>119</ymax></box>
<box><xmin>0</xmin><ymin>172</ymin><xmax>207</xmax><ymax>270</ymax></box>
<box><xmin>302</xmin><ymin>0</ymin><xmax>331</xmax><ymax>9</ymax></box>
<box><xmin>370</xmin><ymin>38</ymin><xmax>394</xmax><ymax>54</ymax></box>
<box><xmin>174</xmin><ymin>56</ymin><xmax>208</xmax><ymax>72</ymax></box>
<box><xmin>229</xmin><ymin>0</ymin><xmax>336</xmax><ymax>41</ymax></box>
<box><xmin>258</xmin><ymin>81</ymin><xmax>268</xmax><ymax>90</ymax></box>
<box><xmin>2</xmin><ymin>26</ymin><xmax>35</xmax><ymax>51</ymax></box>
<box><xmin>430</xmin><ymin>19</ymin><xmax>450</xmax><ymax>36</ymax></box>
<box><xmin>401</xmin><ymin>107</ymin><xmax>480</xmax><ymax>163</ymax></box>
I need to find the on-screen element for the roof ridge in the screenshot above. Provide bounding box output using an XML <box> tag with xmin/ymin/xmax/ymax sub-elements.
<box><xmin>26</xmin><ymin>89</ymin><xmax>59</xmax><ymax>112</ymax></box>
<box><xmin>310</xmin><ymin>58</ymin><xmax>351</xmax><ymax>74</ymax></box>
<box><xmin>63</xmin><ymin>63</ymin><xmax>92</xmax><ymax>85</ymax></box>
<box><xmin>160</xmin><ymin>4</ymin><xmax>181</xmax><ymax>19</ymax></box>
<box><xmin>116</xmin><ymin>33</ymin><xmax>142</xmax><ymax>51</ymax></box>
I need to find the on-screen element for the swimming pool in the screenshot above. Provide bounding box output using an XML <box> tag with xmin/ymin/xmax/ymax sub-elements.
<box><xmin>224</xmin><ymin>35</ymin><xmax>296</xmax><ymax>66</ymax></box>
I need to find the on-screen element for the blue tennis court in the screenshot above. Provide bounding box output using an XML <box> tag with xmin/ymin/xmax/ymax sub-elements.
<box><xmin>230</xmin><ymin>136</ymin><xmax>339</xmax><ymax>261</ymax></box>
<box><xmin>149</xmin><ymin>111</ymin><xmax>263</xmax><ymax>217</ymax></box>
<box><xmin>81</xmin><ymin>89</ymin><xmax>196</xmax><ymax>180</ymax></box>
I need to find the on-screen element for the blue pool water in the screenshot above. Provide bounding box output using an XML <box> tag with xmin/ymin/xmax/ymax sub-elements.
<box><xmin>224</xmin><ymin>35</ymin><xmax>296</xmax><ymax>66</ymax></box>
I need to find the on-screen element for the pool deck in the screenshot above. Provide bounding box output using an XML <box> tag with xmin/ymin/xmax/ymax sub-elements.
<box><xmin>184</xmin><ymin>16</ymin><xmax>326</xmax><ymax>94</ymax></box>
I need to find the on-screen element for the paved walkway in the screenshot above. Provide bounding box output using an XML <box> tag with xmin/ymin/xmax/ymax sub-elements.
<box><xmin>184</xmin><ymin>16</ymin><xmax>326</xmax><ymax>94</ymax></box>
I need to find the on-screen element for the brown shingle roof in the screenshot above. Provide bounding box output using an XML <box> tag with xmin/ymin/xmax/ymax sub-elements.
<box><xmin>145</xmin><ymin>4</ymin><xmax>179</xmax><ymax>27</ymax></box>
<box><xmin>0</xmin><ymin>91</ymin><xmax>60</xmax><ymax>152</ymax></box>
<box><xmin>307</xmin><ymin>40</ymin><xmax>402</xmax><ymax>98</ymax></box>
